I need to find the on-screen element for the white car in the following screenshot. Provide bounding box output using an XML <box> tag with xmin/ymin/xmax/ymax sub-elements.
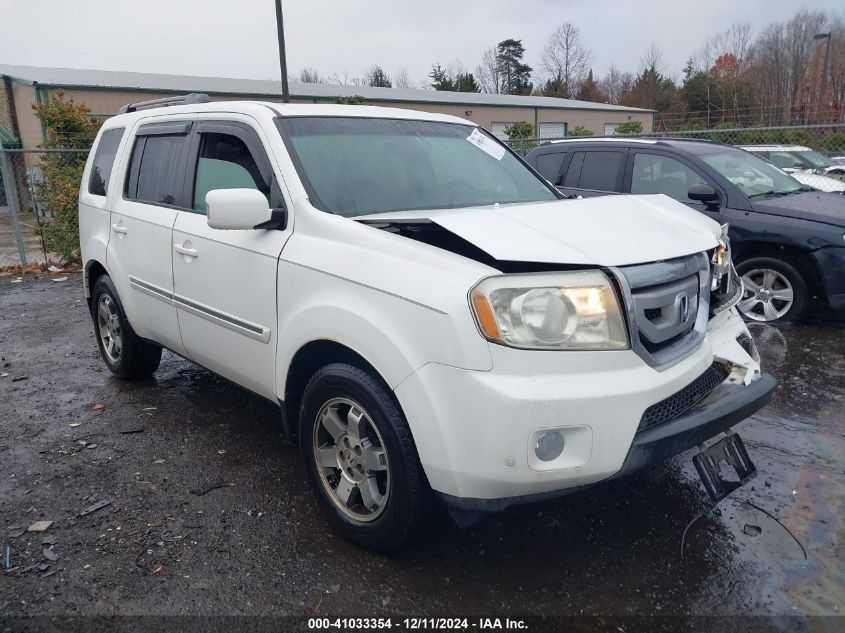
<box><xmin>79</xmin><ymin>95</ymin><xmax>775</xmax><ymax>551</ymax></box>
<box><xmin>739</xmin><ymin>145</ymin><xmax>845</xmax><ymax>192</ymax></box>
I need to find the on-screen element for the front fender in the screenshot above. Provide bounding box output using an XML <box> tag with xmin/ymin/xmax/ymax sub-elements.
<box><xmin>274</xmin><ymin>260</ymin><xmax>492</xmax><ymax>399</ymax></box>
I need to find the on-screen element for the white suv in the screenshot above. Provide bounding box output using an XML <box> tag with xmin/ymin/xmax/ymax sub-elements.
<box><xmin>79</xmin><ymin>95</ymin><xmax>775</xmax><ymax>551</ymax></box>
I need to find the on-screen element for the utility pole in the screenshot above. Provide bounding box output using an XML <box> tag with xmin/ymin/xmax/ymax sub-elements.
<box><xmin>275</xmin><ymin>0</ymin><xmax>290</xmax><ymax>103</ymax></box>
<box><xmin>814</xmin><ymin>32</ymin><xmax>831</xmax><ymax>117</ymax></box>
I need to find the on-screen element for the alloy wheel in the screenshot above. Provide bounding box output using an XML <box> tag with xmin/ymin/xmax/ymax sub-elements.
<box><xmin>97</xmin><ymin>294</ymin><xmax>123</xmax><ymax>363</ymax></box>
<box><xmin>312</xmin><ymin>397</ymin><xmax>390</xmax><ymax>522</ymax></box>
<box><xmin>738</xmin><ymin>268</ymin><xmax>794</xmax><ymax>322</ymax></box>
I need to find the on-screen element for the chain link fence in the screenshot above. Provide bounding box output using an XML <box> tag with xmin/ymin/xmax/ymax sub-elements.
<box><xmin>503</xmin><ymin>123</ymin><xmax>845</xmax><ymax>192</ymax></box>
<box><xmin>2</xmin><ymin>123</ymin><xmax>844</xmax><ymax>268</ymax></box>
<box><xmin>0</xmin><ymin>147</ymin><xmax>90</xmax><ymax>268</ymax></box>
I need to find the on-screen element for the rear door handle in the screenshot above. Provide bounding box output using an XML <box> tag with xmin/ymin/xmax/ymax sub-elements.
<box><xmin>111</xmin><ymin>223</ymin><xmax>128</xmax><ymax>234</ymax></box>
<box><xmin>174</xmin><ymin>243</ymin><xmax>198</xmax><ymax>258</ymax></box>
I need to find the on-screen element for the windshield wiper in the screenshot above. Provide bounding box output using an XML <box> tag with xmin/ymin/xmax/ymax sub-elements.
<box><xmin>749</xmin><ymin>188</ymin><xmax>805</xmax><ymax>199</ymax></box>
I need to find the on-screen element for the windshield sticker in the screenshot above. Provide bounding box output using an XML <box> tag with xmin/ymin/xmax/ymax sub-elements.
<box><xmin>467</xmin><ymin>128</ymin><xmax>506</xmax><ymax>161</ymax></box>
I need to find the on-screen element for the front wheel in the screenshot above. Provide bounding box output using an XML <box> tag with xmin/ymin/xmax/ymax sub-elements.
<box><xmin>735</xmin><ymin>257</ymin><xmax>809</xmax><ymax>324</ymax></box>
<box><xmin>298</xmin><ymin>363</ymin><xmax>432</xmax><ymax>553</ymax></box>
<box><xmin>91</xmin><ymin>275</ymin><xmax>162</xmax><ymax>379</ymax></box>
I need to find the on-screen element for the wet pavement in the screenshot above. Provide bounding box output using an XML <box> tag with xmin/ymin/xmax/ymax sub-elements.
<box><xmin>0</xmin><ymin>273</ymin><xmax>842</xmax><ymax>619</ymax></box>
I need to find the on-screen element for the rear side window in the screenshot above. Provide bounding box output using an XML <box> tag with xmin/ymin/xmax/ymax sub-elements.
<box><xmin>534</xmin><ymin>152</ymin><xmax>566</xmax><ymax>184</ymax></box>
<box><xmin>88</xmin><ymin>128</ymin><xmax>124</xmax><ymax>196</ymax></box>
<box><xmin>125</xmin><ymin>134</ymin><xmax>187</xmax><ymax>206</ymax></box>
<box><xmin>578</xmin><ymin>151</ymin><xmax>626</xmax><ymax>191</ymax></box>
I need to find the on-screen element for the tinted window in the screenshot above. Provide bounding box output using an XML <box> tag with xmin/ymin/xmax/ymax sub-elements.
<box><xmin>534</xmin><ymin>152</ymin><xmax>566</xmax><ymax>184</ymax></box>
<box><xmin>579</xmin><ymin>151</ymin><xmax>625</xmax><ymax>191</ymax></box>
<box><xmin>702</xmin><ymin>150</ymin><xmax>804</xmax><ymax>198</ymax></box>
<box><xmin>631</xmin><ymin>153</ymin><xmax>707</xmax><ymax>202</ymax></box>
<box><xmin>277</xmin><ymin>117</ymin><xmax>556</xmax><ymax>217</ymax></box>
<box><xmin>193</xmin><ymin>133</ymin><xmax>269</xmax><ymax>213</ymax></box>
<box><xmin>88</xmin><ymin>128</ymin><xmax>124</xmax><ymax>196</ymax></box>
<box><xmin>562</xmin><ymin>152</ymin><xmax>584</xmax><ymax>187</ymax></box>
<box><xmin>127</xmin><ymin>135</ymin><xmax>186</xmax><ymax>206</ymax></box>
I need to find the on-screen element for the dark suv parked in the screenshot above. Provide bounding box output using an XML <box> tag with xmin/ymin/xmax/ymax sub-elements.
<box><xmin>524</xmin><ymin>138</ymin><xmax>845</xmax><ymax>323</ymax></box>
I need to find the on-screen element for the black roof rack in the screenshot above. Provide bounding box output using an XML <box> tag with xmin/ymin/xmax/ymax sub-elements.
<box><xmin>117</xmin><ymin>93</ymin><xmax>212</xmax><ymax>114</ymax></box>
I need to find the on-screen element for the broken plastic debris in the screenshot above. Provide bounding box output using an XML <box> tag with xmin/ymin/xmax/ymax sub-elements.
<box><xmin>68</xmin><ymin>421</ymin><xmax>82</xmax><ymax>428</ymax></box>
<box><xmin>47</xmin><ymin>265</ymin><xmax>62</xmax><ymax>272</ymax></box>
<box><xmin>27</xmin><ymin>521</ymin><xmax>53</xmax><ymax>532</ymax></box>
<box><xmin>743</xmin><ymin>524</ymin><xmax>762</xmax><ymax>537</ymax></box>
<box><xmin>52</xmin><ymin>277</ymin><xmax>67</xmax><ymax>282</ymax></box>
<box><xmin>151</xmin><ymin>564</ymin><xmax>163</xmax><ymax>574</ymax></box>
<box><xmin>79</xmin><ymin>499</ymin><xmax>111</xmax><ymax>517</ymax></box>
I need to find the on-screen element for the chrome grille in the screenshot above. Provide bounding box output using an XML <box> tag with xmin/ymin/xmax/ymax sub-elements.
<box><xmin>611</xmin><ymin>253</ymin><xmax>710</xmax><ymax>370</ymax></box>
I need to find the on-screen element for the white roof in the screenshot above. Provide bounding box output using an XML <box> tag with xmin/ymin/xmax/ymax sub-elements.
<box><xmin>0</xmin><ymin>63</ymin><xmax>654</xmax><ymax>114</ymax></box>
<box><xmin>106</xmin><ymin>100</ymin><xmax>473</xmax><ymax>127</ymax></box>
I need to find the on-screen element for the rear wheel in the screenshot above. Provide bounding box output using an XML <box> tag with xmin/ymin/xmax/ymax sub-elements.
<box><xmin>91</xmin><ymin>275</ymin><xmax>162</xmax><ymax>379</ymax></box>
<box><xmin>299</xmin><ymin>363</ymin><xmax>432</xmax><ymax>553</ymax></box>
<box><xmin>735</xmin><ymin>257</ymin><xmax>809</xmax><ymax>324</ymax></box>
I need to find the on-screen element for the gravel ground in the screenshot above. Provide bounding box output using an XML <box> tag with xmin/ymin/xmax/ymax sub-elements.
<box><xmin>0</xmin><ymin>272</ymin><xmax>842</xmax><ymax>622</ymax></box>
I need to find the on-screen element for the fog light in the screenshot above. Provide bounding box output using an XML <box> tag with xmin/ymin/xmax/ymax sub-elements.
<box><xmin>534</xmin><ymin>431</ymin><xmax>565</xmax><ymax>462</ymax></box>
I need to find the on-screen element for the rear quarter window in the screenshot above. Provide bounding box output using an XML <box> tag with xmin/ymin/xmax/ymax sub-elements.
<box><xmin>88</xmin><ymin>128</ymin><xmax>124</xmax><ymax>196</ymax></box>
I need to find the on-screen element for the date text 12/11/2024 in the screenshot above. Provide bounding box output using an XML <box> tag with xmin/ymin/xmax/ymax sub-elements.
<box><xmin>307</xmin><ymin>617</ymin><xmax>528</xmax><ymax>630</ymax></box>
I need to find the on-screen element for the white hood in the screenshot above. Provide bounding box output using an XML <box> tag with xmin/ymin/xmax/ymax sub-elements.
<box><xmin>357</xmin><ymin>194</ymin><xmax>721</xmax><ymax>266</ymax></box>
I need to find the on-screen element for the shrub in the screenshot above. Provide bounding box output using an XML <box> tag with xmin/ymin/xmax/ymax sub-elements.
<box><xmin>335</xmin><ymin>95</ymin><xmax>366</xmax><ymax>105</ymax></box>
<box><xmin>504</xmin><ymin>121</ymin><xmax>536</xmax><ymax>153</ymax></box>
<box><xmin>32</xmin><ymin>92</ymin><xmax>101</xmax><ymax>263</ymax></box>
<box><xmin>614</xmin><ymin>120</ymin><xmax>644</xmax><ymax>135</ymax></box>
<box><xmin>568</xmin><ymin>126</ymin><xmax>594</xmax><ymax>137</ymax></box>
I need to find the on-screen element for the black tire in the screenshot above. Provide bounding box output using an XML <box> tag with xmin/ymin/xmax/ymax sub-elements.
<box><xmin>735</xmin><ymin>256</ymin><xmax>810</xmax><ymax>324</ymax></box>
<box><xmin>298</xmin><ymin>362</ymin><xmax>433</xmax><ymax>553</ymax></box>
<box><xmin>91</xmin><ymin>275</ymin><xmax>162</xmax><ymax>379</ymax></box>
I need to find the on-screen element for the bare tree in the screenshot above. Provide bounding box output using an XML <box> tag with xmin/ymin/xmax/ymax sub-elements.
<box><xmin>393</xmin><ymin>68</ymin><xmax>411</xmax><ymax>89</ymax></box>
<box><xmin>599</xmin><ymin>65</ymin><xmax>634</xmax><ymax>104</ymax></box>
<box><xmin>640</xmin><ymin>43</ymin><xmax>665</xmax><ymax>75</ymax></box>
<box><xmin>475</xmin><ymin>47</ymin><xmax>500</xmax><ymax>93</ymax></box>
<box><xmin>299</xmin><ymin>68</ymin><xmax>322</xmax><ymax>84</ymax></box>
<box><xmin>541</xmin><ymin>23</ymin><xmax>593</xmax><ymax>98</ymax></box>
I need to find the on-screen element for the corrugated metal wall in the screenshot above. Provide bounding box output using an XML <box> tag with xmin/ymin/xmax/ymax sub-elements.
<box><xmin>11</xmin><ymin>85</ymin><xmax>653</xmax><ymax>149</ymax></box>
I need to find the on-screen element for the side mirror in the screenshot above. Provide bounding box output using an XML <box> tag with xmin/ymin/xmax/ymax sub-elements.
<box><xmin>688</xmin><ymin>183</ymin><xmax>720</xmax><ymax>206</ymax></box>
<box><xmin>206</xmin><ymin>188</ymin><xmax>286</xmax><ymax>230</ymax></box>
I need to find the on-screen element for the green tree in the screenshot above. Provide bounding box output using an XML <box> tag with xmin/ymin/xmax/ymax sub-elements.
<box><xmin>568</xmin><ymin>125</ymin><xmax>594</xmax><ymax>137</ymax></box>
<box><xmin>32</xmin><ymin>92</ymin><xmax>101</xmax><ymax>263</ymax></box>
<box><xmin>453</xmin><ymin>72</ymin><xmax>480</xmax><ymax>93</ymax></box>
<box><xmin>496</xmin><ymin>39</ymin><xmax>533</xmax><ymax>95</ymax></box>
<box><xmin>367</xmin><ymin>65</ymin><xmax>392</xmax><ymax>88</ymax></box>
<box><xmin>429</xmin><ymin>64</ymin><xmax>454</xmax><ymax>91</ymax></box>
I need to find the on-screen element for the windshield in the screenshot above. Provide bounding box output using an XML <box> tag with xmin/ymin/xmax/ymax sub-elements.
<box><xmin>795</xmin><ymin>149</ymin><xmax>834</xmax><ymax>169</ymax></box>
<box><xmin>701</xmin><ymin>149</ymin><xmax>805</xmax><ymax>198</ymax></box>
<box><xmin>276</xmin><ymin>117</ymin><xmax>557</xmax><ymax>217</ymax></box>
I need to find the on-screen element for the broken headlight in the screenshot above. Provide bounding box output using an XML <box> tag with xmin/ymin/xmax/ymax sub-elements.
<box><xmin>469</xmin><ymin>271</ymin><xmax>629</xmax><ymax>350</ymax></box>
<box><xmin>711</xmin><ymin>224</ymin><xmax>742</xmax><ymax>315</ymax></box>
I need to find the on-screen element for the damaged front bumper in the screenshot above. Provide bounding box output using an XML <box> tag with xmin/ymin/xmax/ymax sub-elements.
<box><xmin>395</xmin><ymin>308</ymin><xmax>776</xmax><ymax>514</ymax></box>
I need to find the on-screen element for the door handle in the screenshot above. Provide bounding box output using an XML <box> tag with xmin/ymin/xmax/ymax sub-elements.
<box><xmin>174</xmin><ymin>243</ymin><xmax>199</xmax><ymax>258</ymax></box>
<box><xmin>111</xmin><ymin>223</ymin><xmax>128</xmax><ymax>235</ymax></box>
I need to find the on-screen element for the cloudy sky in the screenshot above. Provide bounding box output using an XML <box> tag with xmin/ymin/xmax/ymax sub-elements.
<box><xmin>0</xmin><ymin>0</ymin><xmax>840</xmax><ymax>86</ymax></box>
